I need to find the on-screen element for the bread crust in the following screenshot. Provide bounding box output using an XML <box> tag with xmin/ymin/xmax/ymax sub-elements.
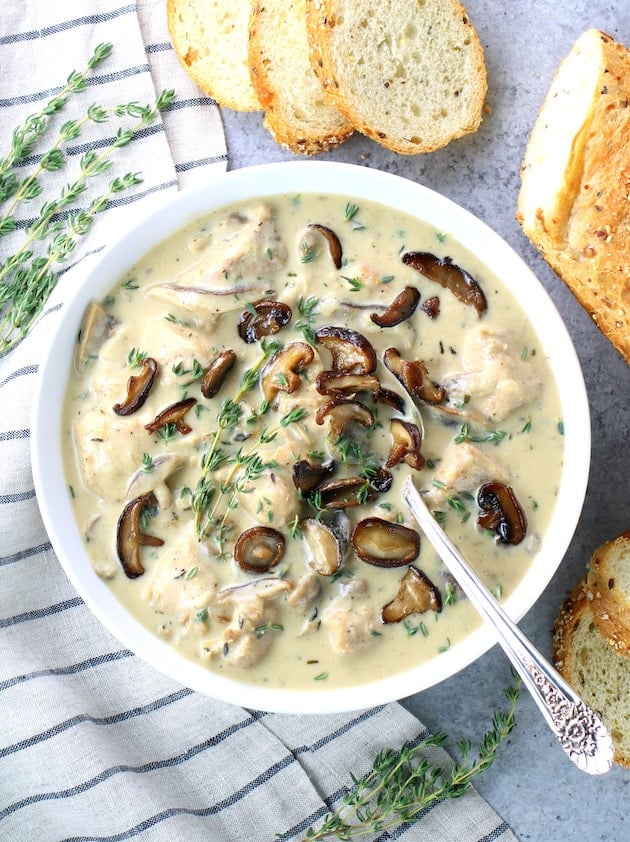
<box><xmin>552</xmin><ymin>578</ymin><xmax>630</xmax><ymax>767</ymax></box>
<box><xmin>248</xmin><ymin>1</ymin><xmax>353</xmax><ymax>154</ymax></box>
<box><xmin>518</xmin><ymin>30</ymin><xmax>630</xmax><ymax>365</ymax></box>
<box><xmin>304</xmin><ymin>0</ymin><xmax>487</xmax><ymax>155</ymax></box>
<box><xmin>585</xmin><ymin>530</ymin><xmax>630</xmax><ymax>653</ymax></box>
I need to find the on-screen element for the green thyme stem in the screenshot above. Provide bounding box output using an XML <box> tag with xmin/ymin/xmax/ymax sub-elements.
<box><xmin>292</xmin><ymin>674</ymin><xmax>521</xmax><ymax>841</ymax></box>
<box><xmin>0</xmin><ymin>43</ymin><xmax>112</xmax><ymax>190</ymax></box>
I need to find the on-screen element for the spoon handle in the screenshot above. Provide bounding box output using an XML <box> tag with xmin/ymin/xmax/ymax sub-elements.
<box><xmin>402</xmin><ymin>477</ymin><xmax>614</xmax><ymax>775</ymax></box>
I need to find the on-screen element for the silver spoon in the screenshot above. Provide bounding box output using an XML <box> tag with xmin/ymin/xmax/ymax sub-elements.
<box><xmin>401</xmin><ymin>476</ymin><xmax>614</xmax><ymax>776</ymax></box>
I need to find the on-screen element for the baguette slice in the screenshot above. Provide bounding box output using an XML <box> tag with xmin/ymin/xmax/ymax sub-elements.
<box><xmin>517</xmin><ymin>29</ymin><xmax>630</xmax><ymax>364</ymax></box>
<box><xmin>304</xmin><ymin>0</ymin><xmax>487</xmax><ymax>155</ymax></box>
<box><xmin>552</xmin><ymin>580</ymin><xmax>630</xmax><ymax>767</ymax></box>
<box><xmin>167</xmin><ymin>0</ymin><xmax>261</xmax><ymax>111</ymax></box>
<box><xmin>249</xmin><ymin>0</ymin><xmax>353</xmax><ymax>154</ymax></box>
<box><xmin>586</xmin><ymin>531</ymin><xmax>630</xmax><ymax>654</ymax></box>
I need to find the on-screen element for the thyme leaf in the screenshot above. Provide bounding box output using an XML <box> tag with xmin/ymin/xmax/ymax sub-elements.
<box><xmin>281</xmin><ymin>674</ymin><xmax>520</xmax><ymax>840</ymax></box>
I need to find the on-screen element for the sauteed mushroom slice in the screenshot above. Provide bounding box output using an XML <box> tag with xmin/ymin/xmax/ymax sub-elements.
<box><xmin>144</xmin><ymin>397</ymin><xmax>197</xmax><ymax>435</ymax></box>
<box><xmin>352</xmin><ymin>517</ymin><xmax>420</xmax><ymax>567</ymax></box>
<box><xmin>385</xmin><ymin>419</ymin><xmax>425</xmax><ymax>470</ymax></box>
<box><xmin>402</xmin><ymin>251</ymin><xmax>487</xmax><ymax>316</ymax></box>
<box><xmin>317</xmin><ymin>476</ymin><xmax>374</xmax><ymax>509</ymax></box>
<box><xmin>369</xmin><ymin>467</ymin><xmax>394</xmax><ymax>494</ymax></box>
<box><xmin>421</xmin><ymin>296</ymin><xmax>440</xmax><ymax>319</ymax></box>
<box><xmin>315</xmin><ymin>371</ymin><xmax>381</xmax><ymax>397</ymax></box>
<box><xmin>477</xmin><ymin>481</ymin><xmax>527</xmax><ymax>545</ymax></box>
<box><xmin>293</xmin><ymin>459</ymin><xmax>336</xmax><ymax>494</ymax></box>
<box><xmin>75</xmin><ymin>301</ymin><xmax>116</xmax><ymax>373</ymax></box>
<box><xmin>201</xmin><ymin>349</ymin><xmax>236</xmax><ymax>398</ymax></box>
<box><xmin>309</xmin><ymin>223</ymin><xmax>343</xmax><ymax>269</ymax></box>
<box><xmin>315</xmin><ymin>325</ymin><xmax>377</xmax><ymax>374</ymax></box>
<box><xmin>382</xmin><ymin>566</ymin><xmax>442</xmax><ymax>623</ymax></box>
<box><xmin>315</xmin><ymin>397</ymin><xmax>375</xmax><ymax>439</ymax></box>
<box><xmin>237</xmin><ymin>300</ymin><xmax>292</xmax><ymax>343</ymax></box>
<box><xmin>370</xmin><ymin>287</ymin><xmax>420</xmax><ymax>328</ymax></box>
<box><xmin>301</xmin><ymin>517</ymin><xmax>344</xmax><ymax>576</ymax></box>
<box><xmin>234</xmin><ymin>526</ymin><xmax>286</xmax><ymax>573</ymax></box>
<box><xmin>374</xmin><ymin>387</ymin><xmax>406</xmax><ymax>414</ymax></box>
<box><xmin>383</xmin><ymin>348</ymin><xmax>445</xmax><ymax>405</ymax></box>
<box><xmin>113</xmin><ymin>357</ymin><xmax>158</xmax><ymax>416</ymax></box>
<box><xmin>261</xmin><ymin>341</ymin><xmax>315</xmax><ymax>402</ymax></box>
<box><xmin>116</xmin><ymin>493</ymin><xmax>164</xmax><ymax>579</ymax></box>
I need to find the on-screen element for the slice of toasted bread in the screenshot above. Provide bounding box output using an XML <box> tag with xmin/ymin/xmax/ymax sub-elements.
<box><xmin>585</xmin><ymin>531</ymin><xmax>630</xmax><ymax>654</ymax></box>
<box><xmin>167</xmin><ymin>0</ymin><xmax>261</xmax><ymax>111</ymax></box>
<box><xmin>552</xmin><ymin>579</ymin><xmax>630</xmax><ymax>767</ymax></box>
<box><xmin>248</xmin><ymin>1</ymin><xmax>353</xmax><ymax>154</ymax></box>
<box><xmin>517</xmin><ymin>29</ymin><xmax>630</xmax><ymax>364</ymax></box>
<box><xmin>304</xmin><ymin>0</ymin><xmax>487</xmax><ymax>155</ymax></box>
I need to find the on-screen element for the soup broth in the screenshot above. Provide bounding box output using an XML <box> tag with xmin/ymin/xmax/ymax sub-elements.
<box><xmin>62</xmin><ymin>193</ymin><xmax>564</xmax><ymax>691</ymax></box>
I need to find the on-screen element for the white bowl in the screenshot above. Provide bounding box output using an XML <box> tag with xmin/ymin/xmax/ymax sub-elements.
<box><xmin>31</xmin><ymin>162</ymin><xmax>590</xmax><ymax>713</ymax></box>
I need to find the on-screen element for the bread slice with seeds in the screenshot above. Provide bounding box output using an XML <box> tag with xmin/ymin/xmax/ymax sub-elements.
<box><xmin>167</xmin><ymin>0</ymin><xmax>261</xmax><ymax>111</ymax></box>
<box><xmin>304</xmin><ymin>0</ymin><xmax>487</xmax><ymax>154</ymax></box>
<box><xmin>517</xmin><ymin>29</ymin><xmax>630</xmax><ymax>364</ymax></box>
<box><xmin>585</xmin><ymin>531</ymin><xmax>630</xmax><ymax>654</ymax></box>
<box><xmin>248</xmin><ymin>0</ymin><xmax>353</xmax><ymax>154</ymax></box>
<box><xmin>552</xmin><ymin>578</ymin><xmax>630</xmax><ymax>767</ymax></box>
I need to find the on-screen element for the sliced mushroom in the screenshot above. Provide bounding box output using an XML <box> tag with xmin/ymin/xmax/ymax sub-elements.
<box><xmin>370</xmin><ymin>287</ymin><xmax>420</xmax><ymax>328</ymax></box>
<box><xmin>113</xmin><ymin>357</ymin><xmax>158</xmax><ymax>416</ymax></box>
<box><xmin>261</xmin><ymin>341</ymin><xmax>314</xmax><ymax>402</ymax></box>
<box><xmin>402</xmin><ymin>252</ymin><xmax>487</xmax><ymax>316</ymax></box>
<box><xmin>234</xmin><ymin>526</ymin><xmax>286</xmax><ymax>573</ymax></box>
<box><xmin>301</xmin><ymin>517</ymin><xmax>344</xmax><ymax>576</ymax></box>
<box><xmin>315</xmin><ymin>397</ymin><xmax>375</xmax><ymax>439</ymax></box>
<box><xmin>315</xmin><ymin>371</ymin><xmax>381</xmax><ymax>397</ymax></box>
<box><xmin>201</xmin><ymin>349</ymin><xmax>236</xmax><ymax>398</ymax></box>
<box><xmin>369</xmin><ymin>467</ymin><xmax>394</xmax><ymax>493</ymax></box>
<box><xmin>126</xmin><ymin>453</ymin><xmax>184</xmax><ymax>508</ymax></box>
<box><xmin>292</xmin><ymin>459</ymin><xmax>336</xmax><ymax>494</ymax></box>
<box><xmin>315</xmin><ymin>325</ymin><xmax>377</xmax><ymax>374</ymax></box>
<box><xmin>383</xmin><ymin>348</ymin><xmax>445</xmax><ymax>405</ymax></box>
<box><xmin>309</xmin><ymin>223</ymin><xmax>343</xmax><ymax>269</ymax></box>
<box><xmin>382</xmin><ymin>566</ymin><xmax>442</xmax><ymax>623</ymax></box>
<box><xmin>352</xmin><ymin>517</ymin><xmax>420</xmax><ymax>567</ymax></box>
<box><xmin>477</xmin><ymin>481</ymin><xmax>527</xmax><ymax>545</ymax></box>
<box><xmin>237</xmin><ymin>300</ymin><xmax>292</xmax><ymax>343</ymax></box>
<box><xmin>116</xmin><ymin>493</ymin><xmax>164</xmax><ymax>579</ymax></box>
<box><xmin>385</xmin><ymin>419</ymin><xmax>425</xmax><ymax>471</ymax></box>
<box><xmin>421</xmin><ymin>296</ymin><xmax>440</xmax><ymax>319</ymax></box>
<box><xmin>75</xmin><ymin>301</ymin><xmax>116</xmax><ymax>373</ymax></box>
<box><xmin>374</xmin><ymin>387</ymin><xmax>406</xmax><ymax>414</ymax></box>
<box><xmin>144</xmin><ymin>397</ymin><xmax>197</xmax><ymax>435</ymax></box>
<box><xmin>317</xmin><ymin>476</ymin><xmax>374</xmax><ymax>509</ymax></box>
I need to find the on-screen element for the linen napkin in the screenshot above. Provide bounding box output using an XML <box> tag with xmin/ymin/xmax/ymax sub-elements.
<box><xmin>0</xmin><ymin>2</ymin><xmax>518</xmax><ymax>840</ymax></box>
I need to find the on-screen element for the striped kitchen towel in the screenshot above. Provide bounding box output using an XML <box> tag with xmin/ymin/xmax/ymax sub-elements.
<box><xmin>0</xmin><ymin>2</ymin><xmax>517</xmax><ymax>840</ymax></box>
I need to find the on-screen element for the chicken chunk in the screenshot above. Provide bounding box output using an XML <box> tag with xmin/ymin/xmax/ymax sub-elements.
<box><xmin>203</xmin><ymin>578</ymin><xmax>293</xmax><ymax>669</ymax></box>
<box><xmin>321</xmin><ymin>597</ymin><xmax>377</xmax><ymax>655</ymax></box>
<box><xmin>423</xmin><ymin>441</ymin><xmax>509</xmax><ymax>508</ymax></box>
<box><xmin>142</xmin><ymin>529</ymin><xmax>218</xmax><ymax>628</ymax></box>
<box><xmin>442</xmin><ymin>326</ymin><xmax>542</xmax><ymax>422</ymax></box>
<box><xmin>147</xmin><ymin>203</ymin><xmax>287</xmax><ymax>319</ymax></box>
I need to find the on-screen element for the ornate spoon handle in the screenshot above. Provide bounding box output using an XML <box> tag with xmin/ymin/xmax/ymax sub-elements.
<box><xmin>402</xmin><ymin>477</ymin><xmax>614</xmax><ymax>775</ymax></box>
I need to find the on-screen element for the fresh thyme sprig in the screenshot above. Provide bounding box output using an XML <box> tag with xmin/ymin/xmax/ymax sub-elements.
<box><xmin>284</xmin><ymin>674</ymin><xmax>520</xmax><ymax>841</ymax></box>
<box><xmin>0</xmin><ymin>43</ymin><xmax>175</xmax><ymax>354</ymax></box>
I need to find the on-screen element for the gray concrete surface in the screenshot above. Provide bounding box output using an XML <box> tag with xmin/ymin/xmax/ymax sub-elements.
<box><xmin>222</xmin><ymin>3</ymin><xmax>630</xmax><ymax>839</ymax></box>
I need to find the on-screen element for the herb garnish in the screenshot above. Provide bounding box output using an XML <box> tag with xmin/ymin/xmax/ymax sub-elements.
<box><xmin>283</xmin><ymin>674</ymin><xmax>520</xmax><ymax>840</ymax></box>
<box><xmin>0</xmin><ymin>43</ymin><xmax>175</xmax><ymax>353</ymax></box>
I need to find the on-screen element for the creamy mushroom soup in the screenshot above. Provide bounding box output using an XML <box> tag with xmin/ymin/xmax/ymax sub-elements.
<box><xmin>62</xmin><ymin>194</ymin><xmax>564</xmax><ymax>690</ymax></box>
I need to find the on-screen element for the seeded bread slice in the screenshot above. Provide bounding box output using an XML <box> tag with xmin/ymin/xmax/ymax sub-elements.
<box><xmin>248</xmin><ymin>0</ymin><xmax>353</xmax><ymax>155</ymax></box>
<box><xmin>585</xmin><ymin>531</ymin><xmax>630</xmax><ymax>654</ymax></box>
<box><xmin>517</xmin><ymin>29</ymin><xmax>630</xmax><ymax>364</ymax></box>
<box><xmin>552</xmin><ymin>579</ymin><xmax>630</xmax><ymax>767</ymax></box>
<box><xmin>167</xmin><ymin>0</ymin><xmax>261</xmax><ymax>111</ymax></box>
<box><xmin>304</xmin><ymin>0</ymin><xmax>487</xmax><ymax>155</ymax></box>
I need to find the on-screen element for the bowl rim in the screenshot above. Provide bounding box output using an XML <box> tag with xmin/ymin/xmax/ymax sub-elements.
<box><xmin>31</xmin><ymin>161</ymin><xmax>590</xmax><ymax>713</ymax></box>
